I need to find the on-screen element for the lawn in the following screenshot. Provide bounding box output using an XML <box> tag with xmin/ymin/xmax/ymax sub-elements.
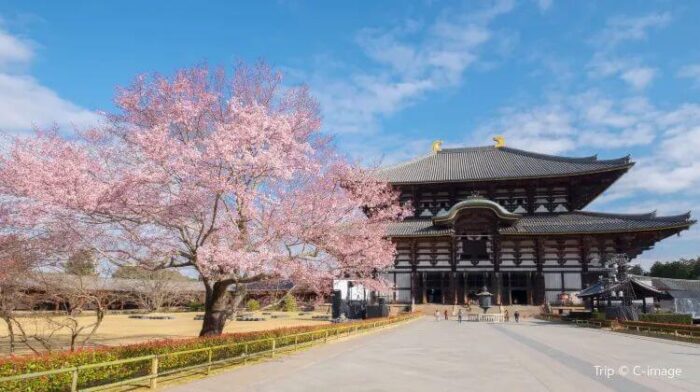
<box><xmin>0</xmin><ymin>311</ymin><xmax>331</xmax><ymax>356</ymax></box>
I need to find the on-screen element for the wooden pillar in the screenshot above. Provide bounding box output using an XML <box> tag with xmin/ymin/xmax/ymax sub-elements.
<box><xmin>422</xmin><ymin>272</ymin><xmax>427</xmax><ymax>304</ymax></box>
<box><xmin>504</xmin><ymin>272</ymin><xmax>511</xmax><ymax>305</ymax></box>
<box><xmin>463</xmin><ymin>272</ymin><xmax>469</xmax><ymax>304</ymax></box>
<box><xmin>440</xmin><ymin>272</ymin><xmax>446</xmax><ymax>304</ymax></box>
<box><xmin>533</xmin><ymin>237</ymin><xmax>545</xmax><ymax>305</ymax></box>
<box><xmin>527</xmin><ymin>271</ymin><xmax>534</xmax><ymax>305</ymax></box>
<box><xmin>491</xmin><ymin>272</ymin><xmax>502</xmax><ymax>305</ymax></box>
<box><xmin>410</xmin><ymin>270</ymin><xmax>416</xmax><ymax>304</ymax></box>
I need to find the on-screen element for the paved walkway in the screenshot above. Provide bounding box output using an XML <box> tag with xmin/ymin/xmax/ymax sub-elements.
<box><xmin>166</xmin><ymin>318</ymin><xmax>700</xmax><ymax>392</ymax></box>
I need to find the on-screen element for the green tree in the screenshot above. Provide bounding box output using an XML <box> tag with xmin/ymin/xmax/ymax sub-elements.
<box><xmin>279</xmin><ymin>294</ymin><xmax>298</xmax><ymax>312</ymax></box>
<box><xmin>64</xmin><ymin>249</ymin><xmax>97</xmax><ymax>276</ymax></box>
<box><xmin>246</xmin><ymin>299</ymin><xmax>260</xmax><ymax>311</ymax></box>
<box><xmin>648</xmin><ymin>258</ymin><xmax>700</xmax><ymax>279</ymax></box>
<box><xmin>628</xmin><ymin>264</ymin><xmax>646</xmax><ymax>276</ymax></box>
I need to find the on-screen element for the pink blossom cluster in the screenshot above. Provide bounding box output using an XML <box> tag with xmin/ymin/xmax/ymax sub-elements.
<box><xmin>0</xmin><ymin>64</ymin><xmax>411</xmax><ymax>294</ymax></box>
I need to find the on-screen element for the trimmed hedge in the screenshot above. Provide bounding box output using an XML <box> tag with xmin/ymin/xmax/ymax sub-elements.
<box><xmin>0</xmin><ymin>314</ymin><xmax>415</xmax><ymax>391</ymax></box>
<box><xmin>639</xmin><ymin>313</ymin><xmax>692</xmax><ymax>325</ymax></box>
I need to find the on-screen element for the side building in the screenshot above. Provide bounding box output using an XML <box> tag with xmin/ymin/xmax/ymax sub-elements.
<box><xmin>375</xmin><ymin>138</ymin><xmax>695</xmax><ymax>306</ymax></box>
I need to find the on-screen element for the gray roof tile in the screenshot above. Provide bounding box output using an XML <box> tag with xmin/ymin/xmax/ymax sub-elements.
<box><xmin>387</xmin><ymin>211</ymin><xmax>694</xmax><ymax>237</ymax></box>
<box><xmin>375</xmin><ymin>146</ymin><xmax>632</xmax><ymax>184</ymax></box>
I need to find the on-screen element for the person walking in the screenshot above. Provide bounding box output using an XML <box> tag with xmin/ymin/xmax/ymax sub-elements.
<box><xmin>504</xmin><ymin>309</ymin><xmax>509</xmax><ymax>322</ymax></box>
<box><xmin>434</xmin><ymin>309</ymin><xmax>440</xmax><ymax>321</ymax></box>
<box><xmin>458</xmin><ymin>309</ymin><xmax>463</xmax><ymax>323</ymax></box>
<box><xmin>514</xmin><ymin>310</ymin><xmax>520</xmax><ymax>323</ymax></box>
<box><xmin>444</xmin><ymin>309</ymin><xmax>448</xmax><ymax>321</ymax></box>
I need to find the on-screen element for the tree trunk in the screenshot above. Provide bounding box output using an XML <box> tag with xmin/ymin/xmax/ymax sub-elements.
<box><xmin>199</xmin><ymin>281</ymin><xmax>233</xmax><ymax>337</ymax></box>
<box><xmin>2</xmin><ymin>316</ymin><xmax>15</xmax><ymax>354</ymax></box>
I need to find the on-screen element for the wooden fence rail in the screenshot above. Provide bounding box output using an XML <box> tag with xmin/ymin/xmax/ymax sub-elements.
<box><xmin>541</xmin><ymin>315</ymin><xmax>700</xmax><ymax>343</ymax></box>
<box><xmin>0</xmin><ymin>315</ymin><xmax>416</xmax><ymax>392</ymax></box>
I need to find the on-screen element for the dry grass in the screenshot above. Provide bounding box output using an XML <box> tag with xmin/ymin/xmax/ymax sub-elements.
<box><xmin>0</xmin><ymin>311</ymin><xmax>330</xmax><ymax>356</ymax></box>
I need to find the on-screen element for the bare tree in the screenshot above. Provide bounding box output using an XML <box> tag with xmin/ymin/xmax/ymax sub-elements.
<box><xmin>131</xmin><ymin>274</ymin><xmax>188</xmax><ymax>312</ymax></box>
<box><xmin>0</xmin><ymin>236</ymin><xmax>44</xmax><ymax>355</ymax></box>
<box><xmin>38</xmin><ymin>273</ymin><xmax>123</xmax><ymax>352</ymax></box>
<box><xmin>114</xmin><ymin>266</ymin><xmax>195</xmax><ymax>312</ymax></box>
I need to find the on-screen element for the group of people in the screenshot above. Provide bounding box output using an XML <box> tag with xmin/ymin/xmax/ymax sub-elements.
<box><xmin>434</xmin><ymin>309</ymin><xmax>520</xmax><ymax>323</ymax></box>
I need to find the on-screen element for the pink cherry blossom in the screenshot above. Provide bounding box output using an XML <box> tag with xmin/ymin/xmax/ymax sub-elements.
<box><xmin>0</xmin><ymin>63</ymin><xmax>411</xmax><ymax>336</ymax></box>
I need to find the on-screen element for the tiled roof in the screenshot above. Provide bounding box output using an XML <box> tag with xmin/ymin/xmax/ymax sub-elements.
<box><xmin>386</xmin><ymin>211</ymin><xmax>694</xmax><ymax>237</ymax></box>
<box><xmin>375</xmin><ymin>146</ymin><xmax>632</xmax><ymax>184</ymax></box>
<box><xmin>386</xmin><ymin>220</ymin><xmax>454</xmax><ymax>237</ymax></box>
<box><xmin>500</xmin><ymin>211</ymin><xmax>694</xmax><ymax>235</ymax></box>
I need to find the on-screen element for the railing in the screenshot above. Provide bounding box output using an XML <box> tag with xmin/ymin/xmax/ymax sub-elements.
<box><xmin>618</xmin><ymin>320</ymin><xmax>700</xmax><ymax>341</ymax></box>
<box><xmin>542</xmin><ymin>316</ymin><xmax>700</xmax><ymax>343</ymax></box>
<box><xmin>573</xmin><ymin>319</ymin><xmax>607</xmax><ymax>328</ymax></box>
<box><xmin>464</xmin><ymin>313</ymin><xmax>505</xmax><ymax>323</ymax></box>
<box><xmin>0</xmin><ymin>315</ymin><xmax>416</xmax><ymax>392</ymax></box>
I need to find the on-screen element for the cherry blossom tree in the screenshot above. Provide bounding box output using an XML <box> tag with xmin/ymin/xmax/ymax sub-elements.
<box><xmin>0</xmin><ymin>63</ymin><xmax>410</xmax><ymax>336</ymax></box>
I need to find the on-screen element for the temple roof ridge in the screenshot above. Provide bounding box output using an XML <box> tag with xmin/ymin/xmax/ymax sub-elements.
<box><xmin>374</xmin><ymin>143</ymin><xmax>633</xmax><ymax>184</ymax></box>
<box><xmin>571</xmin><ymin>210</ymin><xmax>694</xmax><ymax>223</ymax></box>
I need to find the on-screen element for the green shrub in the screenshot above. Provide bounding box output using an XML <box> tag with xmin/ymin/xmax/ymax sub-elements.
<box><xmin>639</xmin><ymin>313</ymin><xmax>692</xmax><ymax>325</ymax></box>
<box><xmin>280</xmin><ymin>294</ymin><xmax>298</xmax><ymax>312</ymax></box>
<box><xmin>246</xmin><ymin>299</ymin><xmax>261</xmax><ymax>311</ymax></box>
<box><xmin>566</xmin><ymin>311</ymin><xmax>592</xmax><ymax>320</ymax></box>
<box><xmin>186</xmin><ymin>300</ymin><xmax>205</xmax><ymax>312</ymax></box>
<box><xmin>0</xmin><ymin>314</ymin><xmax>415</xmax><ymax>392</ymax></box>
<box><xmin>591</xmin><ymin>310</ymin><xmax>606</xmax><ymax>321</ymax></box>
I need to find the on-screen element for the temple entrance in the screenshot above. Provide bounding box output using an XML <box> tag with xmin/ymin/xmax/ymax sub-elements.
<box><xmin>503</xmin><ymin>272</ymin><xmax>532</xmax><ymax>305</ymax></box>
<box><xmin>427</xmin><ymin>288</ymin><xmax>442</xmax><ymax>303</ymax></box>
<box><xmin>510</xmin><ymin>289</ymin><xmax>527</xmax><ymax>305</ymax></box>
<box><xmin>425</xmin><ymin>273</ymin><xmax>445</xmax><ymax>304</ymax></box>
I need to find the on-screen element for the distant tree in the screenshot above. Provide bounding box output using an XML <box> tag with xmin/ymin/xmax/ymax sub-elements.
<box><xmin>39</xmin><ymin>272</ymin><xmax>123</xmax><ymax>352</ymax></box>
<box><xmin>112</xmin><ymin>266</ymin><xmax>192</xmax><ymax>312</ymax></box>
<box><xmin>279</xmin><ymin>293</ymin><xmax>297</xmax><ymax>312</ymax></box>
<box><xmin>649</xmin><ymin>258</ymin><xmax>700</xmax><ymax>279</ymax></box>
<box><xmin>0</xmin><ymin>236</ymin><xmax>41</xmax><ymax>354</ymax></box>
<box><xmin>64</xmin><ymin>249</ymin><xmax>97</xmax><ymax>276</ymax></box>
<box><xmin>628</xmin><ymin>264</ymin><xmax>646</xmax><ymax>276</ymax></box>
<box><xmin>246</xmin><ymin>299</ymin><xmax>260</xmax><ymax>311</ymax></box>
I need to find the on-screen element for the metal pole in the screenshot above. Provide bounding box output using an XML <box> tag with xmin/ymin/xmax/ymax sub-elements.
<box><xmin>244</xmin><ymin>343</ymin><xmax>248</xmax><ymax>364</ymax></box>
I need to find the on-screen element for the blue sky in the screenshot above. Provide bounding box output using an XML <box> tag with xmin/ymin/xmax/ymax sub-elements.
<box><xmin>0</xmin><ymin>0</ymin><xmax>699</xmax><ymax>267</ymax></box>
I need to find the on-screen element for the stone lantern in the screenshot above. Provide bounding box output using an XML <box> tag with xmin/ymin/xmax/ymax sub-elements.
<box><xmin>477</xmin><ymin>286</ymin><xmax>493</xmax><ymax>314</ymax></box>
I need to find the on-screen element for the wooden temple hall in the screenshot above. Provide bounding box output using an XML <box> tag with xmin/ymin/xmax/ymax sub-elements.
<box><xmin>375</xmin><ymin>137</ymin><xmax>695</xmax><ymax>306</ymax></box>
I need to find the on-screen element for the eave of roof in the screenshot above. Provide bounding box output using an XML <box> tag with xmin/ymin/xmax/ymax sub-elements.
<box><xmin>386</xmin><ymin>210</ymin><xmax>695</xmax><ymax>237</ymax></box>
<box><xmin>375</xmin><ymin>145</ymin><xmax>633</xmax><ymax>185</ymax></box>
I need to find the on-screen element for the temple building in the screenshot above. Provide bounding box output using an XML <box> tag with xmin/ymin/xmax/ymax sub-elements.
<box><xmin>376</xmin><ymin>137</ymin><xmax>695</xmax><ymax>306</ymax></box>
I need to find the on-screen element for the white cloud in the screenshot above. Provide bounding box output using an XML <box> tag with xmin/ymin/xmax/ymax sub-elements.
<box><xmin>0</xmin><ymin>27</ymin><xmax>98</xmax><ymax>134</ymax></box>
<box><xmin>620</xmin><ymin>66</ymin><xmax>655</xmax><ymax>90</ymax></box>
<box><xmin>0</xmin><ymin>74</ymin><xmax>100</xmax><ymax>133</ymax></box>
<box><xmin>472</xmin><ymin>91</ymin><xmax>661</xmax><ymax>154</ymax></box>
<box><xmin>678</xmin><ymin>63</ymin><xmax>700</xmax><ymax>87</ymax></box>
<box><xmin>594</xmin><ymin>12</ymin><xmax>671</xmax><ymax>48</ymax></box>
<box><xmin>587</xmin><ymin>13</ymin><xmax>669</xmax><ymax>90</ymax></box>
<box><xmin>0</xmin><ymin>28</ymin><xmax>33</xmax><ymax>66</ymax></box>
<box><xmin>477</xmin><ymin>89</ymin><xmax>700</xmax><ymax>199</ymax></box>
<box><xmin>535</xmin><ymin>0</ymin><xmax>552</xmax><ymax>12</ymax></box>
<box><xmin>314</xmin><ymin>0</ymin><xmax>515</xmax><ymax>134</ymax></box>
